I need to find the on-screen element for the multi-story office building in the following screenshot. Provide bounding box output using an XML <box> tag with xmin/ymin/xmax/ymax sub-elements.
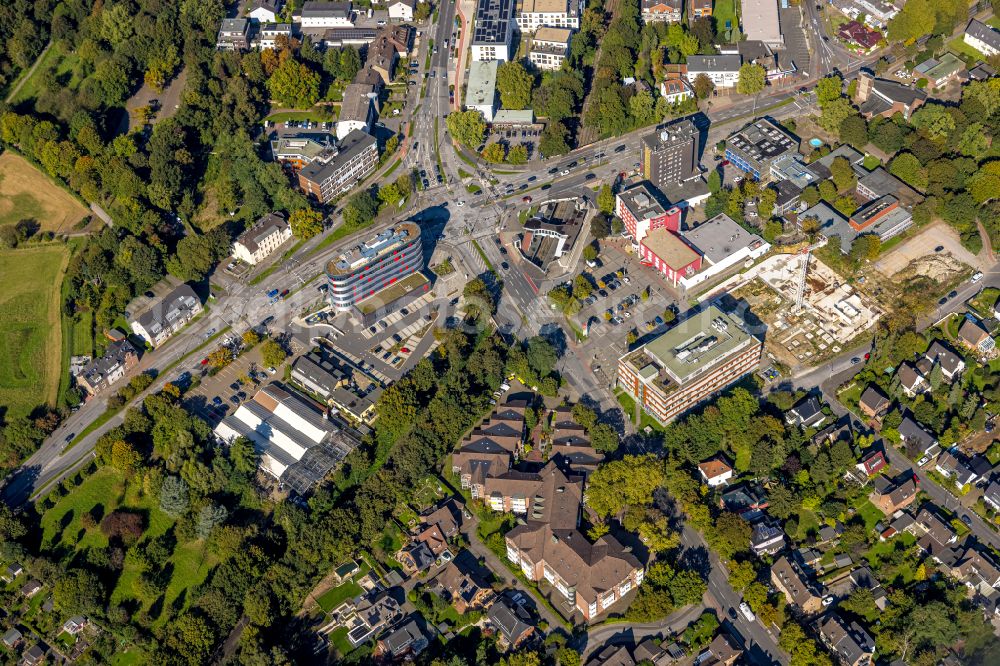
<box><xmin>515</xmin><ymin>0</ymin><xmax>579</xmax><ymax>32</ymax></box>
<box><xmin>324</xmin><ymin>222</ymin><xmax>424</xmax><ymax>310</ymax></box>
<box><xmin>528</xmin><ymin>27</ymin><xmax>572</xmax><ymax>70</ymax></box>
<box><xmin>641</xmin><ymin>119</ymin><xmax>701</xmax><ymax>189</ymax></box>
<box><xmin>723</xmin><ymin>118</ymin><xmax>799</xmax><ymax>181</ymax></box>
<box><xmin>232</xmin><ymin>212</ymin><xmax>293</xmax><ymax>265</ymax></box>
<box><xmin>685</xmin><ymin>54</ymin><xmax>742</xmax><ymax>89</ymax></box>
<box><xmin>615</xmin><ymin>182</ymin><xmax>681</xmax><ymax>242</ymax></box>
<box><xmin>472</xmin><ymin>0</ymin><xmax>516</xmax><ymax>61</ymax></box>
<box><xmin>297</xmin><ymin>130</ymin><xmax>378</xmax><ymax>203</ymax></box>
<box><xmin>618</xmin><ymin>305</ymin><xmax>763</xmax><ymax>423</ymax></box>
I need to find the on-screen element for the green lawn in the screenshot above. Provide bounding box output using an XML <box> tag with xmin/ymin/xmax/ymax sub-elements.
<box><xmin>714</xmin><ymin>0</ymin><xmax>738</xmax><ymax>39</ymax></box>
<box><xmin>862</xmin><ymin>155</ymin><xmax>881</xmax><ymax>170</ymax></box>
<box><xmin>946</xmin><ymin>37</ymin><xmax>987</xmax><ymax>64</ymax></box>
<box><xmin>796</xmin><ymin>509</ymin><xmax>821</xmax><ymax>540</ymax></box>
<box><xmin>0</xmin><ymin>246</ymin><xmax>68</xmax><ymax>418</ymax></box>
<box><xmin>615</xmin><ymin>389</ymin><xmax>637</xmax><ymax>425</ymax></box>
<box><xmin>854</xmin><ymin>500</ymin><xmax>884</xmax><ymax>531</ymax></box>
<box><xmin>317</xmin><ymin>580</ymin><xmax>364</xmax><ymax>612</ymax></box>
<box><xmin>989</xmin><ymin>17</ymin><xmax>1000</xmax><ymax>30</ymax></box>
<box><xmin>40</xmin><ymin>467</ymin><xmax>126</xmax><ymax>549</ymax></box>
<box><xmin>969</xmin><ymin>287</ymin><xmax>1000</xmax><ymax>319</ymax></box>
<box><xmin>152</xmin><ymin>541</ymin><xmax>218</xmax><ymax>626</ymax></box>
<box><xmin>71</xmin><ymin>310</ymin><xmax>94</xmax><ymax>357</ymax></box>
<box><xmin>11</xmin><ymin>44</ymin><xmax>82</xmax><ymax>104</ymax></box>
<box><xmin>112</xmin><ymin>650</ymin><xmax>147</xmax><ymax>666</ymax></box>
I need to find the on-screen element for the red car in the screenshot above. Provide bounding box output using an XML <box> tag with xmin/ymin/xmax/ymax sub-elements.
<box><xmin>280</xmin><ymin>289</ymin><xmax>290</xmax><ymax>298</ymax></box>
<box><xmin>522</xmin><ymin>196</ymin><xmax>532</xmax><ymax>203</ymax></box>
<box><xmin>200</xmin><ymin>357</ymin><xmax>209</xmax><ymax>365</ymax></box>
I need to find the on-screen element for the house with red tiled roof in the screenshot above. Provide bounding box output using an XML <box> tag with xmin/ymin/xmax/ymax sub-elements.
<box><xmin>698</xmin><ymin>456</ymin><xmax>734</xmax><ymax>487</ymax></box>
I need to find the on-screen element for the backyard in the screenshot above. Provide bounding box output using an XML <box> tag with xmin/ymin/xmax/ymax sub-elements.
<box><xmin>0</xmin><ymin>244</ymin><xmax>69</xmax><ymax>418</ymax></box>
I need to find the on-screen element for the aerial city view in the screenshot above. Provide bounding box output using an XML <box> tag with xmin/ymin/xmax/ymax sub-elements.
<box><xmin>2</xmin><ymin>0</ymin><xmax>1000</xmax><ymax>663</ymax></box>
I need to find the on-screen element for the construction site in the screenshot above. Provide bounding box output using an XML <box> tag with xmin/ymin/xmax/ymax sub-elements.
<box><xmin>731</xmin><ymin>250</ymin><xmax>883</xmax><ymax>368</ymax></box>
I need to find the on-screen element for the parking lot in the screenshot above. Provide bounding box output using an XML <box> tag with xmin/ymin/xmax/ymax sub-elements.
<box><xmin>183</xmin><ymin>341</ymin><xmax>272</xmax><ymax>426</ymax></box>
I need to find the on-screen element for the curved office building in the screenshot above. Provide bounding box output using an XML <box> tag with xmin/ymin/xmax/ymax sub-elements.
<box><xmin>325</xmin><ymin>221</ymin><xmax>424</xmax><ymax>310</ymax></box>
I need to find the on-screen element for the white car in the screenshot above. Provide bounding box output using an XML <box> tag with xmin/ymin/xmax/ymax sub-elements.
<box><xmin>456</xmin><ymin>200</ymin><xmax>465</xmax><ymax>207</ymax></box>
<box><xmin>560</xmin><ymin>169</ymin><xmax>570</xmax><ymax>176</ymax></box>
<box><xmin>739</xmin><ymin>602</ymin><xmax>756</xmax><ymax>622</ymax></box>
<box><xmin>822</xmin><ymin>596</ymin><xmax>834</xmax><ymax>607</ymax></box>
<box><xmin>971</xmin><ymin>271</ymin><xmax>984</xmax><ymax>283</ymax></box>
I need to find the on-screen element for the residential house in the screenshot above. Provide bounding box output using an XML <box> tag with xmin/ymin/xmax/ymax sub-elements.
<box><xmin>378</xmin><ymin>618</ymin><xmax>428</xmax><ymax>658</ymax></box>
<box><xmin>819</xmin><ymin>613</ymin><xmax>875</xmax><ymax>666</ymax></box>
<box><xmin>935</xmin><ymin>450</ymin><xmax>979</xmax><ymax>488</ymax></box>
<box><xmin>879</xmin><ymin>509</ymin><xmax>915</xmax><ymax>541</ymax></box>
<box><xmin>634</xmin><ymin>638</ymin><xmax>681</xmax><ymax>665</ymax></box>
<box><xmin>771</xmin><ymin>555</ymin><xmax>824</xmax><ymax>614</ymax></box>
<box><xmin>954</xmin><ymin>545</ymin><xmax>1000</xmax><ymax>592</ymax></box>
<box><xmin>1</xmin><ymin>628</ymin><xmax>21</xmax><ymax>649</ymax></box>
<box><xmin>338</xmin><ymin>590</ymin><xmax>401</xmax><ymax>647</ymax></box>
<box><xmin>397</xmin><ymin>540</ymin><xmax>436</xmax><ymax>573</ymax></box>
<box><xmin>76</xmin><ymin>338</ymin><xmax>139</xmax><ymax>396</ymax></box>
<box><xmin>217</xmin><ymin>18</ymin><xmax>251</xmax><ymax>50</ymax></box>
<box><xmin>690</xmin><ymin>0</ymin><xmax>712</xmax><ymax>17</ymax></box>
<box><xmin>914</xmin><ymin>53</ymin><xmax>966</xmax><ymax>88</ymax></box>
<box><xmin>331</xmin><ymin>560</ymin><xmax>360</xmax><ymax>584</ymax></box>
<box><xmin>413</xmin><ymin>523</ymin><xmax>449</xmax><ymax>557</ymax></box>
<box><xmin>958</xmin><ymin>318</ymin><xmax>995</xmax><ymax>353</ymax></box>
<box><xmin>433</xmin><ymin>559</ymin><xmax>492</xmax><ymax>613</ymax></box>
<box><xmin>720</xmin><ymin>484</ymin><xmax>769</xmax><ymax>520</ymax></box>
<box><xmin>970</xmin><ymin>62</ymin><xmax>997</xmax><ymax>80</ymax></box>
<box><xmin>686</xmin><ymin>54</ymin><xmax>742</xmax><ymax>89</ymax></box>
<box><xmin>855</xmin><ymin>449</ymin><xmax>887</xmax><ymax>477</ymax></box>
<box><xmin>984</xmin><ymin>480</ymin><xmax>1000</xmax><ymax>512</ymax></box>
<box><xmin>895</xmin><ymin>362</ymin><xmax>927</xmax><ymax>397</ymax></box>
<box><xmin>20</xmin><ymin>580</ymin><xmax>42</xmax><ymax>598</ymax></box>
<box><xmin>387</xmin><ymin>0</ymin><xmax>415</xmax><ymax>21</ymax></box>
<box><xmin>487</xmin><ymin>596</ymin><xmax>534</xmax><ymax>648</ymax></box>
<box><xmin>22</xmin><ymin>645</ymin><xmax>46</xmax><ymax>666</ymax></box>
<box><xmin>697</xmin><ymin>632</ymin><xmax>743</xmax><ymax>666</ymax></box>
<box><xmin>869</xmin><ymin>473</ymin><xmax>917</xmax><ymax>516</ymax></box>
<box><xmin>659</xmin><ymin>77</ymin><xmax>694</xmax><ymax>104</ymax></box>
<box><xmin>858</xmin><ymin>385</ymin><xmax>890</xmax><ymax>421</ymax></box>
<box><xmin>837</xmin><ymin>20</ymin><xmax>882</xmax><ymax>50</ymax></box>
<box><xmin>786</xmin><ymin>395</ymin><xmax>826</xmax><ymax>428</ymax></box>
<box><xmin>920</xmin><ymin>340</ymin><xmax>966</xmax><ymax>382</ymax></box>
<box><xmin>642</xmin><ymin>0</ymin><xmax>682</xmax><ymax>22</ymax></box>
<box><xmin>914</xmin><ymin>506</ymin><xmax>959</xmax><ymax>562</ymax></box>
<box><xmin>421</xmin><ymin>499</ymin><xmax>465</xmax><ymax>540</ymax></box>
<box><xmin>751</xmin><ymin>522</ymin><xmax>787</xmax><ymax>556</ymax></box>
<box><xmin>2</xmin><ymin>563</ymin><xmax>23</xmax><ymax>583</ymax></box>
<box><xmin>63</xmin><ymin>615</ymin><xmax>87</xmax><ymax>635</ymax></box>
<box><xmin>300</xmin><ymin>1</ymin><xmax>355</xmax><ymax>28</ymax></box>
<box><xmin>965</xmin><ymin>19</ymin><xmax>1000</xmax><ymax>57</ymax></box>
<box><xmin>129</xmin><ymin>283</ymin><xmax>203</xmax><ymax>348</ymax></box>
<box><xmin>897</xmin><ymin>416</ymin><xmax>938</xmax><ymax>458</ymax></box>
<box><xmin>855</xmin><ymin>71</ymin><xmax>927</xmax><ymax>121</ymax></box>
<box><xmin>366</xmin><ymin>33</ymin><xmax>400</xmax><ymax>84</ymax></box>
<box><xmin>848</xmin><ymin>566</ymin><xmax>887</xmax><ymax>610</ymax></box>
<box><xmin>698</xmin><ymin>456</ymin><xmax>734</xmax><ymax>487</ymax></box>
<box><xmin>588</xmin><ymin>644</ymin><xmax>637</xmax><ymax>666</ymax></box>
<box><xmin>233</xmin><ymin>212</ymin><xmax>293</xmax><ymax>265</ymax></box>
<box><xmin>248</xmin><ymin>0</ymin><xmax>282</xmax><ymax>22</ymax></box>
<box><xmin>256</xmin><ymin>22</ymin><xmax>293</xmax><ymax>49</ymax></box>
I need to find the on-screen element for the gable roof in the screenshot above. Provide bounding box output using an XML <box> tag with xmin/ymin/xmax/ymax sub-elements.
<box><xmin>959</xmin><ymin>318</ymin><xmax>991</xmax><ymax>347</ymax></box>
<box><xmin>487</xmin><ymin>597</ymin><xmax>533</xmax><ymax>643</ymax></box>
<box><xmin>859</xmin><ymin>385</ymin><xmax>890</xmax><ymax>413</ymax></box>
<box><xmin>925</xmin><ymin>340</ymin><xmax>964</xmax><ymax>375</ymax></box>
<box><xmin>898</xmin><ymin>416</ymin><xmax>936</xmax><ymax>448</ymax></box>
<box><xmin>966</xmin><ymin>18</ymin><xmax>1000</xmax><ymax>52</ymax></box>
<box><xmin>698</xmin><ymin>456</ymin><xmax>733</xmax><ymax>480</ymax></box>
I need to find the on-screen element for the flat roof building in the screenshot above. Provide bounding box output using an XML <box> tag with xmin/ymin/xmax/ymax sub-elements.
<box><xmin>618</xmin><ymin>305</ymin><xmax>763</xmax><ymax>423</ymax></box>
<box><xmin>528</xmin><ymin>27</ymin><xmax>572</xmax><ymax>71</ymax></box>
<box><xmin>724</xmin><ymin>118</ymin><xmax>798</xmax><ymax>181</ymax></box>
<box><xmin>679</xmin><ymin>213</ymin><xmax>770</xmax><ymax>288</ymax></box>
<box><xmin>465</xmin><ymin>60</ymin><xmax>500</xmax><ymax>122</ymax></box>
<box><xmin>324</xmin><ymin>221</ymin><xmax>424</xmax><ymax>310</ymax></box>
<box><xmin>515</xmin><ymin>0</ymin><xmax>580</xmax><ymax>32</ymax></box>
<box><xmin>298</xmin><ymin>129</ymin><xmax>378</xmax><ymax>203</ymax></box>
<box><xmin>300</xmin><ymin>1</ymin><xmax>354</xmax><ymax>28</ymax></box>
<box><xmin>472</xmin><ymin>0</ymin><xmax>516</xmax><ymax>61</ymax></box>
<box><xmin>641</xmin><ymin>118</ymin><xmax>702</xmax><ymax>191</ymax></box>
<box><xmin>741</xmin><ymin>0</ymin><xmax>783</xmax><ymax>48</ymax></box>
<box><xmin>686</xmin><ymin>54</ymin><xmax>742</xmax><ymax>89</ymax></box>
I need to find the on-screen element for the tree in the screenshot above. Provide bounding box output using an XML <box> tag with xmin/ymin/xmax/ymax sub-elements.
<box><xmin>801</xmin><ymin>185</ymin><xmax>820</xmax><ymax>208</ymax></box>
<box><xmin>266</xmin><ymin>58</ymin><xmax>320</xmax><ymax>108</ymax></box>
<box><xmin>819</xmin><ymin>98</ymin><xmax>855</xmax><ymax>134</ymax></box>
<box><xmin>100</xmin><ymin>511</ymin><xmax>146</xmax><ymax>544</ymax></box>
<box><xmin>207</xmin><ymin>348</ymin><xmax>234</xmax><ymax>369</ymax></box>
<box><xmin>54</xmin><ymin>570</ymin><xmax>105</xmax><ymax>616</ymax></box>
<box><xmin>289</xmin><ymin>208</ymin><xmax>324</xmax><ymax>239</ymax></box>
<box><xmin>830</xmin><ymin>157</ymin><xmax>857</xmax><ymax>192</ymax></box>
<box><xmin>343</xmin><ymin>190</ymin><xmax>379</xmax><ymax>230</ymax></box>
<box><xmin>583</xmin><ymin>244</ymin><xmax>598</xmax><ymax>262</ymax></box>
<box><xmin>196</xmin><ymin>503</ymin><xmax>228</xmax><ymax>539</ymax></box>
<box><xmin>463</xmin><ymin>278</ymin><xmax>495</xmax><ymax>318</ymax></box>
<box><xmin>507</xmin><ymin>144</ymin><xmax>529</xmax><ymax>164</ymax></box>
<box><xmin>707</xmin><ymin>513</ymin><xmax>751</xmax><ymax>560</ymax></box>
<box><xmin>728</xmin><ymin>559</ymin><xmax>757</xmax><ymax>591</ymax></box>
<box><xmin>758</xmin><ymin>186</ymin><xmax>777</xmax><ymax>221</ymax></box>
<box><xmin>482</xmin><ymin>143</ymin><xmax>506</xmax><ymax>163</ymax></box>
<box><xmin>970</xmin><ymin>162</ymin><xmax>1000</xmax><ymax>203</ymax></box>
<box><xmin>539</xmin><ymin>121</ymin><xmax>571</xmax><ymax>157</ymax></box>
<box><xmin>816</xmin><ymin>75</ymin><xmax>844</xmax><ymax>105</ymax></box>
<box><xmin>241</xmin><ymin>330</ymin><xmax>261</xmax><ymax>347</ymax></box>
<box><xmin>737</xmin><ymin>63</ymin><xmax>766</xmax><ymax>95</ymax></box>
<box><xmin>590</xmin><ymin>423</ymin><xmax>619</xmax><ymax>453</ymax></box>
<box><xmin>598</xmin><ymin>184</ymin><xmax>614</xmax><ymax>214</ymax></box>
<box><xmin>497</xmin><ymin>61</ymin><xmax>533</xmax><ymax>109</ymax></box>
<box><xmin>261</xmin><ymin>339</ymin><xmax>287</xmax><ymax>368</ymax></box>
<box><xmin>889</xmin><ymin>152</ymin><xmax>928</xmax><ymax>191</ymax></box>
<box><xmin>586</xmin><ymin>455</ymin><xmax>665</xmax><ymax>517</ymax></box>
<box><xmin>839</xmin><ymin>114</ymin><xmax>869</xmax><ymax>148</ymax></box>
<box><xmin>110</xmin><ymin>440</ymin><xmax>142</xmax><ymax>476</ymax></box>
<box><xmin>159</xmin><ymin>476</ymin><xmax>189</xmax><ymax>517</ymax></box>
<box><xmin>693</xmin><ymin>73</ymin><xmax>715</xmax><ymax>99</ymax></box>
<box><xmin>446</xmin><ymin>110</ymin><xmax>486</xmax><ymax>148</ymax></box>
<box><xmin>340</xmin><ymin>47</ymin><xmax>362</xmax><ymax>80</ymax></box>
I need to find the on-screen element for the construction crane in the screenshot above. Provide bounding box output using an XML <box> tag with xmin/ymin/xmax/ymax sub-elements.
<box><xmin>792</xmin><ymin>239</ymin><xmax>827</xmax><ymax>313</ymax></box>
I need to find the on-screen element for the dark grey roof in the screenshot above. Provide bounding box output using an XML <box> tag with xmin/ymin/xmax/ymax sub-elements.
<box><xmin>966</xmin><ymin>19</ymin><xmax>1000</xmax><ymax>53</ymax></box>
<box><xmin>687</xmin><ymin>54</ymin><xmax>743</xmax><ymax>72</ymax></box>
<box><xmin>870</xmin><ymin>77</ymin><xmax>928</xmax><ymax>107</ymax></box>
<box><xmin>80</xmin><ymin>339</ymin><xmax>137</xmax><ymax>388</ymax></box>
<box><xmin>859</xmin><ymin>385</ymin><xmax>890</xmax><ymax>412</ymax></box>
<box><xmin>925</xmin><ymin>340</ymin><xmax>964</xmax><ymax>376</ymax></box>
<box><xmin>237</xmin><ymin>213</ymin><xmax>288</xmax><ymax>254</ymax></box>
<box><xmin>472</xmin><ymin>0</ymin><xmax>515</xmax><ymax>46</ymax></box>
<box><xmin>302</xmin><ymin>1</ymin><xmax>353</xmax><ymax>17</ymax></box>
<box><xmin>773</xmin><ymin>179</ymin><xmax>802</xmax><ymax>205</ymax></box>
<box><xmin>299</xmin><ymin>130</ymin><xmax>376</xmax><ymax>183</ymax></box>
<box><xmin>133</xmin><ymin>284</ymin><xmax>201</xmax><ymax>336</ymax></box>
<box><xmin>898</xmin><ymin>416</ymin><xmax>936</xmax><ymax>449</ymax></box>
<box><xmin>382</xmin><ymin>618</ymin><xmax>426</xmax><ymax>655</ymax></box>
<box><xmin>487</xmin><ymin>597</ymin><xmax>533</xmax><ymax>643</ymax></box>
<box><xmin>790</xmin><ymin>395</ymin><xmax>823</xmax><ymax>423</ymax></box>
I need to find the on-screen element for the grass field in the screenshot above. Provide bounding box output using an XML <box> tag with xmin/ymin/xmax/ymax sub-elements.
<box><xmin>41</xmin><ymin>467</ymin><xmax>217</xmax><ymax>623</ymax></box>
<box><xmin>10</xmin><ymin>44</ymin><xmax>82</xmax><ymax>105</ymax></box>
<box><xmin>0</xmin><ymin>245</ymin><xmax>68</xmax><ymax>419</ymax></box>
<box><xmin>946</xmin><ymin>37</ymin><xmax>988</xmax><ymax>64</ymax></box>
<box><xmin>714</xmin><ymin>0</ymin><xmax>738</xmax><ymax>39</ymax></box>
<box><xmin>0</xmin><ymin>153</ymin><xmax>88</xmax><ymax>233</ymax></box>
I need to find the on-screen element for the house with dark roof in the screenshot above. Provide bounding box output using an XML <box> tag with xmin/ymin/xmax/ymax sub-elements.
<box><xmin>588</xmin><ymin>644</ymin><xmax>637</xmax><ymax>666</ymax></box>
<box><xmin>378</xmin><ymin>617</ymin><xmax>428</xmax><ymax>658</ymax></box>
<box><xmin>965</xmin><ymin>19</ymin><xmax>1000</xmax><ymax>57</ymax></box>
<box><xmin>984</xmin><ymin>480</ymin><xmax>1000</xmax><ymax>512</ymax></box>
<box><xmin>771</xmin><ymin>555</ymin><xmax>824</xmax><ymax>614</ymax></box>
<box><xmin>914</xmin><ymin>506</ymin><xmax>959</xmax><ymax>561</ymax></box>
<box><xmin>751</xmin><ymin>521</ymin><xmax>787</xmax><ymax>556</ymax></box>
<box><xmin>869</xmin><ymin>473</ymin><xmax>917</xmax><ymax>516</ymax></box>
<box><xmin>698</xmin><ymin>632</ymin><xmax>743</xmax><ymax>666</ymax></box>
<box><xmin>935</xmin><ymin>450</ymin><xmax>980</xmax><ymax>488</ymax></box>
<box><xmin>720</xmin><ymin>484</ymin><xmax>769</xmax><ymax>520</ymax></box>
<box><xmin>432</xmin><ymin>557</ymin><xmax>492</xmax><ymax>613</ymax></box>
<box><xmin>75</xmin><ymin>339</ymin><xmax>139</xmax><ymax>396</ymax></box>
<box><xmin>129</xmin><ymin>283</ymin><xmax>203</xmax><ymax>348</ymax></box>
<box><xmin>920</xmin><ymin>340</ymin><xmax>966</xmax><ymax>381</ymax></box>
<box><xmin>858</xmin><ymin>385</ymin><xmax>890</xmax><ymax>421</ymax></box>
<box><xmin>487</xmin><ymin>596</ymin><xmax>534</xmax><ymax>648</ymax></box>
<box><xmin>819</xmin><ymin>613</ymin><xmax>875</xmax><ymax>666</ymax></box>
<box><xmin>855</xmin><ymin>71</ymin><xmax>927</xmax><ymax>120</ymax></box>
<box><xmin>786</xmin><ymin>395</ymin><xmax>826</xmax><ymax>428</ymax></box>
<box><xmin>895</xmin><ymin>362</ymin><xmax>927</xmax><ymax>397</ymax></box>
<box><xmin>897</xmin><ymin>416</ymin><xmax>938</xmax><ymax>458</ymax></box>
<box><xmin>848</xmin><ymin>566</ymin><xmax>887</xmax><ymax>610</ymax></box>
<box><xmin>2</xmin><ymin>563</ymin><xmax>23</xmax><ymax>583</ymax></box>
<box><xmin>421</xmin><ymin>499</ymin><xmax>465</xmax><ymax>540</ymax></box>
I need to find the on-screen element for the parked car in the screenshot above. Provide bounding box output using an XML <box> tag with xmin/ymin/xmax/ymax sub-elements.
<box><xmin>739</xmin><ymin>602</ymin><xmax>756</xmax><ymax>622</ymax></box>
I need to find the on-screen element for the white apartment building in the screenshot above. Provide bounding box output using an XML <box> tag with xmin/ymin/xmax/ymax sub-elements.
<box><xmin>232</xmin><ymin>213</ymin><xmax>293</xmax><ymax>265</ymax></box>
<box><xmin>515</xmin><ymin>0</ymin><xmax>580</xmax><ymax>32</ymax></box>
<box><xmin>686</xmin><ymin>54</ymin><xmax>742</xmax><ymax>89</ymax></box>
<box><xmin>965</xmin><ymin>19</ymin><xmax>1000</xmax><ymax>57</ymax></box>
<box><xmin>255</xmin><ymin>23</ymin><xmax>293</xmax><ymax>49</ymax></box>
<box><xmin>528</xmin><ymin>27</ymin><xmax>571</xmax><ymax>70</ymax></box>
